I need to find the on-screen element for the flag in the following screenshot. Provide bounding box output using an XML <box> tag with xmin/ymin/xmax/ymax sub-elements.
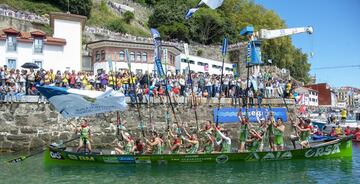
<box><xmin>185</xmin><ymin>0</ymin><xmax>224</xmax><ymax>20</ymax></box>
<box><xmin>246</xmin><ymin>42</ymin><xmax>251</xmax><ymax>63</ymax></box>
<box><xmin>202</xmin><ymin>0</ymin><xmax>224</xmax><ymax>9</ymax></box>
<box><xmin>150</xmin><ymin>28</ymin><xmax>165</xmax><ymax>77</ymax></box>
<box><xmin>125</xmin><ymin>49</ymin><xmax>132</xmax><ymax>72</ymax></box>
<box><xmin>185</xmin><ymin>8</ymin><xmax>199</xmax><ymax>20</ymax></box>
<box><xmin>221</xmin><ymin>37</ymin><xmax>228</xmax><ymax>56</ymax></box>
<box><xmin>37</xmin><ymin>86</ymin><xmax>127</xmax><ymax>119</ymax></box>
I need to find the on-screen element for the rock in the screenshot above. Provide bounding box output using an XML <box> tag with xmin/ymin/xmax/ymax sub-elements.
<box><xmin>20</xmin><ymin>127</ymin><xmax>38</xmax><ymax>134</ymax></box>
<box><xmin>49</xmin><ymin>112</ymin><xmax>58</xmax><ymax>119</ymax></box>
<box><xmin>10</xmin><ymin>128</ymin><xmax>19</xmax><ymax>135</ymax></box>
<box><xmin>0</xmin><ymin>134</ymin><xmax>5</xmax><ymax>141</ymax></box>
<box><xmin>15</xmin><ymin>115</ymin><xmax>29</xmax><ymax>126</ymax></box>
<box><xmin>100</xmin><ymin>135</ymin><xmax>115</xmax><ymax>144</ymax></box>
<box><xmin>1</xmin><ymin>141</ymin><xmax>12</xmax><ymax>150</ymax></box>
<box><xmin>12</xmin><ymin>142</ymin><xmax>28</xmax><ymax>151</ymax></box>
<box><xmin>3</xmin><ymin>113</ymin><xmax>14</xmax><ymax>121</ymax></box>
<box><xmin>59</xmin><ymin>132</ymin><xmax>70</xmax><ymax>140</ymax></box>
<box><xmin>30</xmin><ymin>137</ymin><xmax>45</xmax><ymax>150</ymax></box>
<box><xmin>7</xmin><ymin>135</ymin><xmax>29</xmax><ymax>141</ymax></box>
<box><xmin>38</xmin><ymin>133</ymin><xmax>51</xmax><ymax>143</ymax></box>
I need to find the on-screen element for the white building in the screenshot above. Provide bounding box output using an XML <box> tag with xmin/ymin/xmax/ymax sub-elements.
<box><xmin>86</xmin><ymin>40</ymin><xmax>182</xmax><ymax>75</ymax></box>
<box><xmin>295</xmin><ymin>87</ymin><xmax>319</xmax><ymax>107</ymax></box>
<box><xmin>0</xmin><ymin>13</ymin><xmax>86</xmax><ymax>71</ymax></box>
<box><xmin>175</xmin><ymin>54</ymin><xmax>234</xmax><ymax>75</ymax></box>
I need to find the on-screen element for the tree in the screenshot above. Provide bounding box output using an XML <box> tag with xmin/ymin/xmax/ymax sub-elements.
<box><xmin>51</xmin><ymin>0</ymin><xmax>93</xmax><ymax>17</ymax></box>
<box><xmin>123</xmin><ymin>11</ymin><xmax>135</xmax><ymax>24</ymax></box>
<box><xmin>189</xmin><ymin>8</ymin><xmax>225</xmax><ymax>44</ymax></box>
<box><xmin>106</xmin><ymin>19</ymin><xmax>126</xmax><ymax>33</ymax></box>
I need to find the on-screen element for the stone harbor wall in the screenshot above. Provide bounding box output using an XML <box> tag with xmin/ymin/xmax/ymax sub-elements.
<box><xmin>0</xmin><ymin>98</ymin><xmax>296</xmax><ymax>152</ymax></box>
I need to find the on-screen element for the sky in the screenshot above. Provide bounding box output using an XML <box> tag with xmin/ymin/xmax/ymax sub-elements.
<box><xmin>255</xmin><ymin>0</ymin><xmax>360</xmax><ymax>88</ymax></box>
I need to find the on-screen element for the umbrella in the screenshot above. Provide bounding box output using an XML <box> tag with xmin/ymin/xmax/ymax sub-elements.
<box><xmin>21</xmin><ymin>62</ymin><xmax>39</xmax><ymax>69</ymax></box>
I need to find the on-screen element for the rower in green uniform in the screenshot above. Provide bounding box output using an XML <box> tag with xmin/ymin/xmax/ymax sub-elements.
<box><xmin>274</xmin><ymin>118</ymin><xmax>285</xmax><ymax>151</ymax></box>
<box><xmin>247</xmin><ymin>129</ymin><xmax>263</xmax><ymax>152</ymax></box>
<box><xmin>183</xmin><ymin>128</ymin><xmax>199</xmax><ymax>154</ymax></box>
<box><xmin>146</xmin><ymin>132</ymin><xmax>164</xmax><ymax>154</ymax></box>
<box><xmin>238</xmin><ymin>110</ymin><xmax>250</xmax><ymax>152</ymax></box>
<box><xmin>168</xmin><ymin>128</ymin><xmax>181</xmax><ymax>154</ymax></box>
<box><xmin>296</xmin><ymin>119</ymin><xmax>312</xmax><ymax>148</ymax></box>
<box><xmin>75</xmin><ymin>120</ymin><xmax>92</xmax><ymax>153</ymax></box>
<box><xmin>267</xmin><ymin>112</ymin><xmax>276</xmax><ymax>151</ymax></box>
<box><xmin>215</xmin><ymin>125</ymin><xmax>232</xmax><ymax>153</ymax></box>
<box><xmin>256</xmin><ymin>111</ymin><xmax>268</xmax><ymax>151</ymax></box>
<box><xmin>122</xmin><ymin>131</ymin><xmax>135</xmax><ymax>154</ymax></box>
<box><xmin>202</xmin><ymin>133</ymin><xmax>215</xmax><ymax>154</ymax></box>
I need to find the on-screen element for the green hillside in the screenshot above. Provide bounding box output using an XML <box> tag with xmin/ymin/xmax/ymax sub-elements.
<box><xmin>0</xmin><ymin>0</ymin><xmax>311</xmax><ymax>83</ymax></box>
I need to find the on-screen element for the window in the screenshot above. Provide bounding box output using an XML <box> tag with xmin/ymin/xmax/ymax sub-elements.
<box><xmin>130</xmin><ymin>52</ymin><xmax>135</xmax><ymax>62</ymax></box>
<box><xmin>225</xmin><ymin>67</ymin><xmax>232</xmax><ymax>71</ymax></box>
<box><xmin>136</xmin><ymin>52</ymin><xmax>141</xmax><ymax>61</ymax></box>
<box><xmin>95</xmin><ymin>51</ymin><xmax>100</xmax><ymax>62</ymax></box>
<box><xmin>34</xmin><ymin>61</ymin><xmax>43</xmax><ymax>69</ymax></box>
<box><xmin>198</xmin><ymin>62</ymin><xmax>205</xmax><ymax>66</ymax></box>
<box><xmin>7</xmin><ymin>59</ymin><xmax>16</xmax><ymax>69</ymax></box>
<box><xmin>119</xmin><ymin>51</ymin><xmax>125</xmax><ymax>61</ymax></box>
<box><xmin>142</xmin><ymin>52</ymin><xmax>147</xmax><ymax>62</ymax></box>
<box><xmin>212</xmin><ymin>65</ymin><xmax>221</xmax><ymax>69</ymax></box>
<box><xmin>101</xmin><ymin>50</ymin><xmax>105</xmax><ymax>61</ymax></box>
<box><xmin>34</xmin><ymin>38</ymin><xmax>43</xmax><ymax>53</ymax></box>
<box><xmin>7</xmin><ymin>35</ymin><xmax>17</xmax><ymax>52</ymax></box>
<box><xmin>189</xmin><ymin>60</ymin><xmax>195</xmax><ymax>64</ymax></box>
<box><xmin>181</xmin><ymin>59</ymin><xmax>187</xmax><ymax>63</ymax></box>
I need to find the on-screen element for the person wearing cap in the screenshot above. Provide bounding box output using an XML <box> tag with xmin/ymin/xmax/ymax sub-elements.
<box><xmin>75</xmin><ymin>120</ymin><xmax>92</xmax><ymax>153</ymax></box>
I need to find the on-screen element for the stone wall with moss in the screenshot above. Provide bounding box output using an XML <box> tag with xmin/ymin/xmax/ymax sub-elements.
<box><xmin>0</xmin><ymin>98</ymin><xmax>295</xmax><ymax>152</ymax></box>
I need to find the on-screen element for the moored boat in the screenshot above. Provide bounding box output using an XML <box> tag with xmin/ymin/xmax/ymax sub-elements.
<box><xmin>44</xmin><ymin>136</ymin><xmax>353</xmax><ymax>165</ymax></box>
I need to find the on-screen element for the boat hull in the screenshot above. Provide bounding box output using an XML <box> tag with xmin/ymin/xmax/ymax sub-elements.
<box><xmin>44</xmin><ymin>136</ymin><xmax>353</xmax><ymax>165</ymax></box>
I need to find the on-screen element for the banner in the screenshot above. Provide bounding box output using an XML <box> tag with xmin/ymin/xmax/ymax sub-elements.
<box><xmin>37</xmin><ymin>86</ymin><xmax>127</xmax><ymax>119</ymax></box>
<box><xmin>125</xmin><ymin>49</ymin><xmax>132</xmax><ymax>72</ymax></box>
<box><xmin>213</xmin><ymin>107</ymin><xmax>288</xmax><ymax>123</ymax></box>
<box><xmin>107</xmin><ymin>57</ymin><xmax>113</xmax><ymax>72</ymax></box>
<box><xmin>184</xmin><ymin>43</ymin><xmax>189</xmax><ymax>58</ymax></box>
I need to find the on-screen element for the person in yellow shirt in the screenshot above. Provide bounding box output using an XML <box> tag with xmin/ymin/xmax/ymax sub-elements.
<box><xmin>335</xmin><ymin>125</ymin><xmax>343</xmax><ymax>136</ymax></box>
<box><xmin>122</xmin><ymin>73</ymin><xmax>129</xmax><ymax>95</ymax></box>
<box><xmin>341</xmin><ymin>109</ymin><xmax>347</xmax><ymax>123</ymax></box>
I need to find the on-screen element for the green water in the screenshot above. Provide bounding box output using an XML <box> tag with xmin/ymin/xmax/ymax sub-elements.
<box><xmin>1</xmin><ymin>143</ymin><xmax>360</xmax><ymax>184</ymax></box>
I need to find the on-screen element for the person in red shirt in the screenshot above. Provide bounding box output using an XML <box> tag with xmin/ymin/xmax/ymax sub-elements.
<box><xmin>132</xmin><ymin>139</ymin><xmax>145</xmax><ymax>155</ymax></box>
<box><xmin>344</xmin><ymin>126</ymin><xmax>351</xmax><ymax>136</ymax></box>
<box><xmin>329</xmin><ymin>127</ymin><xmax>337</xmax><ymax>137</ymax></box>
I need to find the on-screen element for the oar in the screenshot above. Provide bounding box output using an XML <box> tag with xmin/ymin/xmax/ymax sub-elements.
<box><xmin>7</xmin><ymin>136</ymin><xmax>79</xmax><ymax>163</ymax></box>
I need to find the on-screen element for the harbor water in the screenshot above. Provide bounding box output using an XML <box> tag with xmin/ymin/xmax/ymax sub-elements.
<box><xmin>1</xmin><ymin>143</ymin><xmax>360</xmax><ymax>184</ymax></box>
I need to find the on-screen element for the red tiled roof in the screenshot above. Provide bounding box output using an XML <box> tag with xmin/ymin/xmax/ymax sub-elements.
<box><xmin>0</xmin><ymin>27</ymin><xmax>66</xmax><ymax>46</ymax></box>
<box><xmin>46</xmin><ymin>36</ymin><xmax>66</xmax><ymax>45</ymax></box>
<box><xmin>2</xmin><ymin>27</ymin><xmax>19</xmax><ymax>34</ymax></box>
<box><xmin>30</xmin><ymin>30</ymin><xmax>46</xmax><ymax>36</ymax></box>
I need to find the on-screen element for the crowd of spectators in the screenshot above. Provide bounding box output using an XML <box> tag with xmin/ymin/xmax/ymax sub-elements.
<box><xmin>0</xmin><ymin>65</ymin><xmax>298</xmax><ymax>105</ymax></box>
<box><xmin>0</xmin><ymin>6</ymin><xmax>49</xmax><ymax>24</ymax></box>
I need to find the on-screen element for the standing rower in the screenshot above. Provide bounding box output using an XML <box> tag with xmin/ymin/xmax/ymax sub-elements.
<box><xmin>75</xmin><ymin>120</ymin><xmax>92</xmax><ymax>153</ymax></box>
<box><xmin>273</xmin><ymin>118</ymin><xmax>285</xmax><ymax>151</ymax></box>
<box><xmin>215</xmin><ymin>125</ymin><xmax>232</xmax><ymax>153</ymax></box>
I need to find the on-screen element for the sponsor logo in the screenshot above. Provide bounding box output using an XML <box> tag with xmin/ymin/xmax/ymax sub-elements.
<box><xmin>135</xmin><ymin>157</ymin><xmax>151</xmax><ymax>164</ymax></box>
<box><xmin>261</xmin><ymin>151</ymin><xmax>292</xmax><ymax>161</ymax></box>
<box><xmin>68</xmin><ymin>154</ymin><xmax>95</xmax><ymax>161</ymax></box>
<box><xmin>117</xmin><ymin>156</ymin><xmax>135</xmax><ymax>163</ymax></box>
<box><xmin>50</xmin><ymin>151</ymin><xmax>62</xmax><ymax>160</ymax></box>
<box><xmin>216</xmin><ymin>155</ymin><xmax>229</xmax><ymax>164</ymax></box>
<box><xmin>305</xmin><ymin>143</ymin><xmax>341</xmax><ymax>158</ymax></box>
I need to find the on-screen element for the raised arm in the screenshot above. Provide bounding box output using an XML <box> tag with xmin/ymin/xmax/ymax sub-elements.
<box><xmin>215</xmin><ymin>128</ymin><xmax>231</xmax><ymax>143</ymax></box>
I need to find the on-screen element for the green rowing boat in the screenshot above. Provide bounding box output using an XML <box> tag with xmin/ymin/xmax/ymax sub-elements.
<box><xmin>44</xmin><ymin>136</ymin><xmax>352</xmax><ymax>165</ymax></box>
